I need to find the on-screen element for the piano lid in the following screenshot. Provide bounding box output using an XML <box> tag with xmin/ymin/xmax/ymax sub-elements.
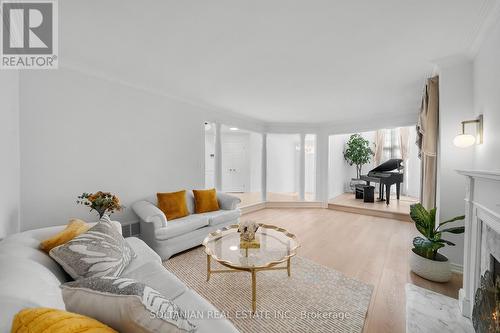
<box><xmin>369</xmin><ymin>158</ymin><xmax>403</xmax><ymax>173</ymax></box>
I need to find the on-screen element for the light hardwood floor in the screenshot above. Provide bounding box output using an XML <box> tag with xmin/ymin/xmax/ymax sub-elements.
<box><xmin>243</xmin><ymin>208</ymin><xmax>462</xmax><ymax>333</ymax></box>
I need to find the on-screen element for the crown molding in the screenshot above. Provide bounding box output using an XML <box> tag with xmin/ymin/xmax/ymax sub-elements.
<box><xmin>57</xmin><ymin>61</ymin><xmax>266</xmax><ymax>133</ymax></box>
<box><xmin>320</xmin><ymin>110</ymin><xmax>418</xmax><ymax>135</ymax></box>
<box><xmin>57</xmin><ymin>61</ymin><xmax>419</xmax><ymax>136</ymax></box>
<box><xmin>264</xmin><ymin>109</ymin><xmax>418</xmax><ymax>135</ymax></box>
<box><xmin>467</xmin><ymin>0</ymin><xmax>500</xmax><ymax>57</ymax></box>
<box><xmin>432</xmin><ymin>54</ymin><xmax>473</xmax><ymax>70</ymax></box>
<box><xmin>432</xmin><ymin>0</ymin><xmax>500</xmax><ymax>69</ymax></box>
<box><xmin>264</xmin><ymin>122</ymin><xmax>321</xmax><ymax>134</ymax></box>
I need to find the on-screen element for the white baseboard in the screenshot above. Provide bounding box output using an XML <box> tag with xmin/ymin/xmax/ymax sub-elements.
<box><xmin>240</xmin><ymin>202</ymin><xmax>267</xmax><ymax>215</ymax></box>
<box><xmin>265</xmin><ymin>201</ymin><xmax>325</xmax><ymax>209</ymax></box>
<box><xmin>450</xmin><ymin>263</ymin><xmax>463</xmax><ymax>274</ymax></box>
<box><xmin>240</xmin><ymin>201</ymin><xmax>326</xmax><ymax>215</ymax></box>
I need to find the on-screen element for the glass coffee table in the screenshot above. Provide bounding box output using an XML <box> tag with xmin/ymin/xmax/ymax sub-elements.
<box><xmin>202</xmin><ymin>224</ymin><xmax>299</xmax><ymax>312</ymax></box>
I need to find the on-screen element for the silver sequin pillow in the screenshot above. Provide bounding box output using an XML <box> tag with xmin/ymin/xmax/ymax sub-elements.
<box><xmin>61</xmin><ymin>276</ymin><xmax>196</xmax><ymax>332</ymax></box>
<box><xmin>50</xmin><ymin>215</ymin><xmax>135</xmax><ymax>279</ymax></box>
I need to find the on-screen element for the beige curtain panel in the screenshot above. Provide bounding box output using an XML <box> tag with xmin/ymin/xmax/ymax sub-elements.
<box><xmin>416</xmin><ymin>76</ymin><xmax>439</xmax><ymax>209</ymax></box>
<box><xmin>374</xmin><ymin>130</ymin><xmax>385</xmax><ymax>166</ymax></box>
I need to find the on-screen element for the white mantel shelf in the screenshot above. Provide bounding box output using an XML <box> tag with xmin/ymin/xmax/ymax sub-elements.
<box><xmin>456</xmin><ymin>169</ymin><xmax>500</xmax><ymax>181</ymax></box>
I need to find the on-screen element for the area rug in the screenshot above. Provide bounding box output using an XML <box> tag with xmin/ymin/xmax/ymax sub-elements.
<box><xmin>164</xmin><ymin>247</ymin><xmax>373</xmax><ymax>333</ymax></box>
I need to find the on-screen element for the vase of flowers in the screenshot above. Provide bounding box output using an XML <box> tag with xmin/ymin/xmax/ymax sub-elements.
<box><xmin>77</xmin><ymin>191</ymin><xmax>123</xmax><ymax>218</ymax></box>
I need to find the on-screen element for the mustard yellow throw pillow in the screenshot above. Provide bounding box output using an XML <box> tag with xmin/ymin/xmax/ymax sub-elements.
<box><xmin>193</xmin><ymin>188</ymin><xmax>220</xmax><ymax>214</ymax></box>
<box><xmin>11</xmin><ymin>307</ymin><xmax>117</xmax><ymax>333</ymax></box>
<box><xmin>157</xmin><ymin>190</ymin><xmax>189</xmax><ymax>221</ymax></box>
<box><xmin>40</xmin><ymin>219</ymin><xmax>90</xmax><ymax>253</ymax></box>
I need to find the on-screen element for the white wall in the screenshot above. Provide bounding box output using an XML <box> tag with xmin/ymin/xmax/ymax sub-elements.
<box><xmin>267</xmin><ymin>134</ymin><xmax>300</xmax><ymax>193</ymax></box>
<box><xmin>18</xmin><ymin>68</ymin><xmax>262</xmax><ymax>230</ymax></box>
<box><xmin>436</xmin><ymin>61</ymin><xmax>475</xmax><ymax>266</ymax></box>
<box><xmin>0</xmin><ymin>71</ymin><xmax>20</xmax><ymax>238</ymax></box>
<box><xmin>424</xmin><ymin>17</ymin><xmax>500</xmax><ymax>269</ymax></box>
<box><xmin>473</xmin><ymin>18</ymin><xmax>500</xmax><ymax>171</ymax></box>
<box><xmin>328</xmin><ymin>134</ymin><xmax>349</xmax><ymax>198</ymax></box>
<box><xmin>436</xmin><ymin>17</ymin><xmax>500</xmax><ymax>266</ymax></box>
<box><xmin>304</xmin><ymin>135</ymin><xmax>316</xmax><ymax>195</ymax></box>
<box><xmin>248</xmin><ymin>132</ymin><xmax>262</xmax><ymax>193</ymax></box>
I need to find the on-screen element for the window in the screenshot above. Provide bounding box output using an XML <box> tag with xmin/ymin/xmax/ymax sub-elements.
<box><xmin>382</xmin><ymin>128</ymin><xmax>401</xmax><ymax>161</ymax></box>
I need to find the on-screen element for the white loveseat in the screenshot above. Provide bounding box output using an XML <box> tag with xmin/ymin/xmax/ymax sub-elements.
<box><xmin>0</xmin><ymin>223</ymin><xmax>239</xmax><ymax>333</ymax></box>
<box><xmin>132</xmin><ymin>191</ymin><xmax>241</xmax><ymax>260</ymax></box>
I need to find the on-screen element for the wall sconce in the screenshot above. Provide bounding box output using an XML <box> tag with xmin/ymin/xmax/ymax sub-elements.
<box><xmin>453</xmin><ymin>115</ymin><xmax>483</xmax><ymax>148</ymax></box>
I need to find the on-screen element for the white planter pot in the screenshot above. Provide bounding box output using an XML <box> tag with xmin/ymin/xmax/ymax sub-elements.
<box><xmin>409</xmin><ymin>249</ymin><xmax>452</xmax><ymax>283</ymax></box>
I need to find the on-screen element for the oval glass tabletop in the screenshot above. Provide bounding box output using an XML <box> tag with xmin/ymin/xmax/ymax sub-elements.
<box><xmin>202</xmin><ymin>224</ymin><xmax>299</xmax><ymax>269</ymax></box>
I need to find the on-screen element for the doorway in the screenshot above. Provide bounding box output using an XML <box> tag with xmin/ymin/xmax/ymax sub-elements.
<box><xmin>222</xmin><ymin>141</ymin><xmax>248</xmax><ymax>192</ymax></box>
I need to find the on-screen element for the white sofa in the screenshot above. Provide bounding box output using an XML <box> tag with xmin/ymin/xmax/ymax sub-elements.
<box><xmin>0</xmin><ymin>223</ymin><xmax>239</xmax><ymax>333</ymax></box>
<box><xmin>132</xmin><ymin>191</ymin><xmax>241</xmax><ymax>260</ymax></box>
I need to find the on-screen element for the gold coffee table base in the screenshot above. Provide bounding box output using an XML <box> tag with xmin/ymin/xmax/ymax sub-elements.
<box><xmin>206</xmin><ymin>255</ymin><xmax>292</xmax><ymax>313</ymax></box>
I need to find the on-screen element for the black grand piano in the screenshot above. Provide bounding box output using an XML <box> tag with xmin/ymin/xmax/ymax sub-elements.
<box><xmin>360</xmin><ymin>158</ymin><xmax>404</xmax><ymax>205</ymax></box>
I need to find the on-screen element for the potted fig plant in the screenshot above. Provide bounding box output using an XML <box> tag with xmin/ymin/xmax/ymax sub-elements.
<box><xmin>343</xmin><ymin>134</ymin><xmax>374</xmax><ymax>179</ymax></box>
<box><xmin>409</xmin><ymin>203</ymin><xmax>465</xmax><ymax>282</ymax></box>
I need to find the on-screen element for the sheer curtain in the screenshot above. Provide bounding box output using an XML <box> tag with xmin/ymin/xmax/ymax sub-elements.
<box><xmin>374</xmin><ymin>130</ymin><xmax>385</xmax><ymax>165</ymax></box>
<box><xmin>399</xmin><ymin>127</ymin><xmax>410</xmax><ymax>161</ymax></box>
<box><xmin>399</xmin><ymin>127</ymin><xmax>410</xmax><ymax>195</ymax></box>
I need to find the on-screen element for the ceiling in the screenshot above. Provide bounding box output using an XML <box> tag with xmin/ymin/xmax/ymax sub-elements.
<box><xmin>60</xmin><ymin>0</ymin><xmax>492</xmax><ymax>124</ymax></box>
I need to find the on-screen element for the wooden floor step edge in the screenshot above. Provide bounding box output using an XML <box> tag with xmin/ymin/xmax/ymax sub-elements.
<box><xmin>327</xmin><ymin>203</ymin><xmax>412</xmax><ymax>222</ymax></box>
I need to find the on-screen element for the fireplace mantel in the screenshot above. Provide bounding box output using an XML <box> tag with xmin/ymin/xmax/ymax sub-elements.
<box><xmin>457</xmin><ymin>170</ymin><xmax>500</xmax><ymax>181</ymax></box>
<box><xmin>457</xmin><ymin>169</ymin><xmax>500</xmax><ymax>318</ymax></box>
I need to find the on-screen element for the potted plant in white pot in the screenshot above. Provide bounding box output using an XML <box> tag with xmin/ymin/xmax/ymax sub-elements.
<box><xmin>409</xmin><ymin>203</ymin><xmax>465</xmax><ymax>282</ymax></box>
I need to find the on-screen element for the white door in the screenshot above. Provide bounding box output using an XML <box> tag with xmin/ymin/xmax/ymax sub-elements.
<box><xmin>222</xmin><ymin>142</ymin><xmax>247</xmax><ymax>192</ymax></box>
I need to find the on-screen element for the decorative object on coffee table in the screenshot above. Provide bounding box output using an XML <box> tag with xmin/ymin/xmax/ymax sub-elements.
<box><xmin>203</xmin><ymin>224</ymin><xmax>299</xmax><ymax>312</ymax></box>
<box><xmin>409</xmin><ymin>203</ymin><xmax>465</xmax><ymax>282</ymax></box>
<box><xmin>238</xmin><ymin>220</ymin><xmax>259</xmax><ymax>241</ymax></box>
<box><xmin>237</xmin><ymin>220</ymin><xmax>260</xmax><ymax>248</ymax></box>
<box><xmin>77</xmin><ymin>191</ymin><xmax>123</xmax><ymax>218</ymax></box>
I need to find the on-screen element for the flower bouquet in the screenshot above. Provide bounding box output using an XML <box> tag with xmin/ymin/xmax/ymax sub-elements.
<box><xmin>77</xmin><ymin>191</ymin><xmax>123</xmax><ymax>218</ymax></box>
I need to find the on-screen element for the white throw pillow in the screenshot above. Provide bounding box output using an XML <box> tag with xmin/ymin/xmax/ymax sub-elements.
<box><xmin>61</xmin><ymin>276</ymin><xmax>196</xmax><ymax>333</ymax></box>
<box><xmin>49</xmin><ymin>215</ymin><xmax>135</xmax><ymax>279</ymax></box>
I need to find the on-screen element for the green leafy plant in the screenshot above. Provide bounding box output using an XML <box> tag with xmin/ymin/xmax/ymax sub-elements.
<box><xmin>343</xmin><ymin>134</ymin><xmax>374</xmax><ymax>179</ymax></box>
<box><xmin>410</xmin><ymin>203</ymin><xmax>465</xmax><ymax>261</ymax></box>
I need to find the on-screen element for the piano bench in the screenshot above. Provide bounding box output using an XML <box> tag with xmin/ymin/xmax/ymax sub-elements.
<box><xmin>355</xmin><ymin>184</ymin><xmax>364</xmax><ymax>199</ymax></box>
